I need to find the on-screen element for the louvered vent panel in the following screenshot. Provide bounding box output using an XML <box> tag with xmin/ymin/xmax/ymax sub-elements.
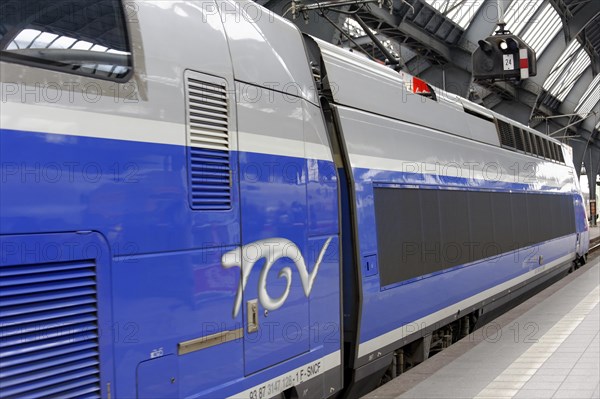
<box><xmin>513</xmin><ymin>128</ymin><xmax>525</xmax><ymax>151</ymax></box>
<box><xmin>557</xmin><ymin>145</ymin><xmax>565</xmax><ymax>163</ymax></box>
<box><xmin>523</xmin><ymin>130</ymin><xmax>532</xmax><ymax>153</ymax></box>
<box><xmin>496</xmin><ymin>120</ymin><xmax>515</xmax><ymax>149</ymax></box>
<box><xmin>494</xmin><ymin>119</ymin><xmax>565</xmax><ymax>164</ymax></box>
<box><xmin>185</xmin><ymin>72</ymin><xmax>232</xmax><ymax>210</ymax></box>
<box><xmin>530</xmin><ymin>135</ymin><xmax>538</xmax><ymax>155</ymax></box>
<box><xmin>0</xmin><ymin>260</ymin><xmax>100</xmax><ymax>398</ymax></box>
<box><xmin>544</xmin><ymin>140</ymin><xmax>553</xmax><ymax>161</ymax></box>
<box><xmin>549</xmin><ymin>141</ymin><xmax>558</xmax><ymax>161</ymax></box>
<box><xmin>535</xmin><ymin>135</ymin><xmax>546</xmax><ymax>157</ymax></box>
<box><xmin>533</xmin><ymin>136</ymin><xmax>540</xmax><ymax>157</ymax></box>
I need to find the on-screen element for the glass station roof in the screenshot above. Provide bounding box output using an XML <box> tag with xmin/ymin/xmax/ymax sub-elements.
<box><xmin>543</xmin><ymin>40</ymin><xmax>592</xmax><ymax>102</ymax></box>
<box><xmin>503</xmin><ymin>0</ymin><xmax>542</xmax><ymax>35</ymax></box>
<box><xmin>575</xmin><ymin>74</ymin><xmax>600</xmax><ymax>118</ymax></box>
<box><xmin>423</xmin><ymin>0</ymin><xmax>485</xmax><ymax>29</ymax></box>
<box><xmin>339</xmin><ymin>0</ymin><xmax>598</xmax><ymax>119</ymax></box>
<box><xmin>519</xmin><ymin>3</ymin><xmax>563</xmax><ymax>56</ymax></box>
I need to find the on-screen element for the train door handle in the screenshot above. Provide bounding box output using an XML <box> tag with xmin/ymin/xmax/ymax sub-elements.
<box><xmin>247</xmin><ymin>299</ymin><xmax>259</xmax><ymax>333</ymax></box>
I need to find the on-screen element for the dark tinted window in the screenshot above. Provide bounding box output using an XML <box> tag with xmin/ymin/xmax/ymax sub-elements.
<box><xmin>0</xmin><ymin>0</ymin><xmax>131</xmax><ymax>80</ymax></box>
<box><xmin>374</xmin><ymin>187</ymin><xmax>576</xmax><ymax>287</ymax></box>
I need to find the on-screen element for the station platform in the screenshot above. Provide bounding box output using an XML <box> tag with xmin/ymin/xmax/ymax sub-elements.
<box><xmin>365</xmin><ymin>255</ymin><xmax>600</xmax><ymax>399</ymax></box>
<box><xmin>590</xmin><ymin>226</ymin><xmax>600</xmax><ymax>242</ymax></box>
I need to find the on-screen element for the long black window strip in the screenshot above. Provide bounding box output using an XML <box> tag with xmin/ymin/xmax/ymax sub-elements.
<box><xmin>374</xmin><ymin>187</ymin><xmax>576</xmax><ymax>287</ymax></box>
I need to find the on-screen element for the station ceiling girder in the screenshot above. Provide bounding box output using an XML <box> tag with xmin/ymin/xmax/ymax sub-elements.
<box><xmin>355</xmin><ymin>4</ymin><xmax>454</xmax><ymax>61</ymax></box>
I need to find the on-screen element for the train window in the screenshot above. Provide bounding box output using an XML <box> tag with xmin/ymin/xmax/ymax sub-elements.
<box><xmin>374</xmin><ymin>187</ymin><xmax>576</xmax><ymax>287</ymax></box>
<box><xmin>0</xmin><ymin>0</ymin><xmax>132</xmax><ymax>81</ymax></box>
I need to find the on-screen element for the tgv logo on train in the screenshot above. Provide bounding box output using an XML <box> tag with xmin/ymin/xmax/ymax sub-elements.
<box><xmin>221</xmin><ymin>237</ymin><xmax>332</xmax><ymax>318</ymax></box>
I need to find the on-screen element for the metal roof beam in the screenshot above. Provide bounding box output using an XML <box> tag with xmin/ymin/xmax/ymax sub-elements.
<box><xmin>559</xmin><ymin>66</ymin><xmax>594</xmax><ymax>115</ymax></box>
<box><xmin>365</xmin><ymin>5</ymin><xmax>453</xmax><ymax>60</ymax></box>
<box><xmin>570</xmin><ymin>137</ymin><xmax>600</xmax><ymax>181</ymax></box>
<box><xmin>341</xmin><ymin>33</ymin><xmax>421</xmax><ymax>66</ymax></box>
<box><xmin>490</xmin><ymin>89</ymin><xmax>539</xmax><ymax>125</ymax></box>
<box><xmin>570</xmin><ymin>126</ymin><xmax>600</xmax><ymax>150</ymax></box>
<box><xmin>564</xmin><ymin>0</ymin><xmax>600</xmax><ymax>41</ymax></box>
<box><xmin>405</xmin><ymin>56</ymin><xmax>433</xmax><ymax>76</ymax></box>
<box><xmin>342</xmin><ymin>34</ymin><xmax>385</xmax><ymax>46</ymax></box>
<box><xmin>262</xmin><ymin>0</ymin><xmax>347</xmax><ymax>43</ymax></box>
<box><xmin>398</xmin><ymin>22</ymin><xmax>452</xmax><ymax>60</ymax></box>
<box><xmin>582</xmin><ymin>100</ymin><xmax>600</xmax><ymax>133</ymax></box>
<box><xmin>582</xmin><ymin>126</ymin><xmax>599</xmax><ymax>144</ymax></box>
<box><xmin>526</xmin><ymin>33</ymin><xmax>568</xmax><ymax>88</ymax></box>
<box><xmin>565</xmin><ymin>0</ymin><xmax>600</xmax><ymax>72</ymax></box>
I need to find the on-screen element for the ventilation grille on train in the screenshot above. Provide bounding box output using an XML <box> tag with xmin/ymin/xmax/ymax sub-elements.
<box><xmin>495</xmin><ymin>118</ymin><xmax>564</xmax><ymax>163</ymax></box>
<box><xmin>0</xmin><ymin>259</ymin><xmax>100</xmax><ymax>398</ymax></box>
<box><xmin>185</xmin><ymin>71</ymin><xmax>232</xmax><ymax>211</ymax></box>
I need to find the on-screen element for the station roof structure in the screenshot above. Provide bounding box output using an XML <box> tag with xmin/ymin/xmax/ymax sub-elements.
<box><xmin>260</xmin><ymin>0</ymin><xmax>600</xmax><ymax>185</ymax></box>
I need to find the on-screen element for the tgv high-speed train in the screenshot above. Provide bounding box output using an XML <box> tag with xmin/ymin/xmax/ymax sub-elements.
<box><xmin>0</xmin><ymin>1</ymin><xmax>589</xmax><ymax>398</ymax></box>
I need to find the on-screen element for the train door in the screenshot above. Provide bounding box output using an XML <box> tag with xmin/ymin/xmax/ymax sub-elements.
<box><xmin>235</xmin><ymin>82</ymin><xmax>310</xmax><ymax>375</ymax></box>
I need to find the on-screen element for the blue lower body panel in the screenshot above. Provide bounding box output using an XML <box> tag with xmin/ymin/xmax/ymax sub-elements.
<box><xmin>345</xmin><ymin>166</ymin><xmax>582</xmax><ymax>361</ymax></box>
<box><xmin>0</xmin><ymin>128</ymin><xmax>341</xmax><ymax>398</ymax></box>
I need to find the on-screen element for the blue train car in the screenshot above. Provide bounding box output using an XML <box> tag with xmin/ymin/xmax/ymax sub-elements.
<box><xmin>307</xmin><ymin>37</ymin><xmax>589</xmax><ymax>395</ymax></box>
<box><xmin>0</xmin><ymin>1</ymin><xmax>588</xmax><ymax>398</ymax></box>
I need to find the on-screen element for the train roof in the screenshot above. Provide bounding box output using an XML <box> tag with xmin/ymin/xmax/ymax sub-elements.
<box><xmin>312</xmin><ymin>36</ymin><xmax>567</xmax><ymax>150</ymax></box>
